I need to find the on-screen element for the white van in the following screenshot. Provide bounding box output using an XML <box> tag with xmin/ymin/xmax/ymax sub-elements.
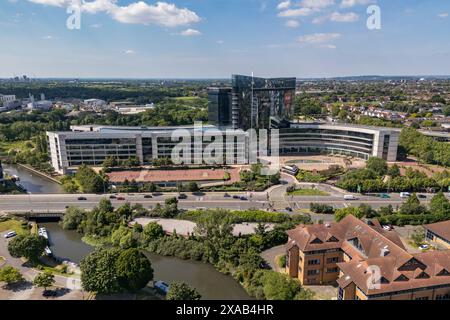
<box><xmin>400</xmin><ymin>192</ymin><xmax>411</xmax><ymax>199</ymax></box>
<box><xmin>344</xmin><ymin>195</ymin><xmax>358</xmax><ymax>201</ymax></box>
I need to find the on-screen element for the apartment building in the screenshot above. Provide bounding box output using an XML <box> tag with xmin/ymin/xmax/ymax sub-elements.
<box><xmin>286</xmin><ymin>215</ymin><xmax>450</xmax><ymax>300</ymax></box>
<box><xmin>424</xmin><ymin>220</ymin><xmax>450</xmax><ymax>249</ymax></box>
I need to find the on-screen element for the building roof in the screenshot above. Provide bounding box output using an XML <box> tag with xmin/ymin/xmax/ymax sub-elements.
<box><xmin>424</xmin><ymin>220</ymin><xmax>450</xmax><ymax>242</ymax></box>
<box><xmin>286</xmin><ymin>215</ymin><xmax>407</xmax><ymax>260</ymax></box>
<box><xmin>287</xmin><ymin>215</ymin><xmax>450</xmax><ymax>297</ymax></box>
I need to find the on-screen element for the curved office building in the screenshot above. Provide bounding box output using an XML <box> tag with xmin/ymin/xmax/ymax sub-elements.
<box><xmin>279</xmin><ymin>123</ymin><xmax>400</xmax><ymax>161</ymax></box>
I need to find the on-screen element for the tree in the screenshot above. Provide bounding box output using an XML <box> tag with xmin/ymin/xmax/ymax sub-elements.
<box><xmin>33</xmin><ymin>271</ymin><xmax>55</xmax><ymax>291</ymax></box>
<box><xmin>75</xmin><ymin>165</ymin><xmax>105</xmax><ymax>193</ymax></box>
<box><xmin>187</xmin><ymin>181</ymin><xmax>199</xmax><ymax>192</ymax></box>
<box><xmin>387</xmin><ymin>164</ymin><xmax>401</xmax><ymax>177</ymax></box>
<box><xmin>115</xmin><ymin>249</ymin><xmax>153</xmax><ymax>292</ymax></box>
<box><xmin>261</xmin><ymin>271</ymin><xmax>303</xmax><ymax>300</ymax></box>
<box><xmin>61</xmin><ymin>206</ymin><xmax>85</xmax><ymax>231</ymax></box>
<box><xmin>366</xmin><ymin>157</ymin><xmax>388</xmax><ymax>176</ymax></box>
<box><xmin>410</xmin><ymin>228</ymin><xmax>425</xmax><ymax>247</ymax></box>
<box><xmin>111</xmin><ymin>226</ymin><xmax>136</xmax><ymax>249</ymax></box>
<box><xmin>142</xmin><ymin>222</ymin><xmax>165</xmax><ymax>244</ymax></box>
<box><xmin>399</xmin><ymin>193</ymin><xmax>427</xmax><ymax>215</ymax></box>
<box><xmin>8</xmin><ymin>235</ymin><xmax>47</xmax><ymax>264</ymax></box>
<box><xmin>429</xmin><ymin>192</ymin><xmax>450</xmax><ymax>216</ymax></box>
<box><xmin>335</xmin><ymin>207</ymin><xmax>364</xmax><ymax>222</ymax></box>
<box><xmin>80</xmin><ymin>248</ymin><xmax>121</xmax><ymax>295</ymax></box>
<box><xmin>0</xmin><ymin>266</ymin><xmax>24</xmax><ymax>286</ymax></box>
<box><xmin>166</xmin><ymin>282</ymin><xmax>201</xmax><ymax>300</ymax></box>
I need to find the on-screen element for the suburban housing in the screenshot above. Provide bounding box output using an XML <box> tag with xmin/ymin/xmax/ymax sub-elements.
<box><xmin>285</xmin><ymin>215</ymin><xmax>450</xmax><ymax>300</ymax></box>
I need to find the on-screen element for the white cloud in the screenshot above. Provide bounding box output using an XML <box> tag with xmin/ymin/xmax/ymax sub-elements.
<box><xmin>330</xmin><ymin>11</ymin><xmax>359</xmax><ymax>22</ymax></box>
<box><xmin>340</xmin><ymin>0</ymin><xmax>375</xmax><ymax>8</ymax></box>
<box><xmin>216</xmin><ymin>40</ymin><xmax>225</xmax><ymax>44</ymax></box>
<box><xmin>111</xmin><ymin>2</ymin><xmax>201</xmax><ymax>27</ymax></box>
<box><xmin>27</xmin><ymin>1</ymin><xmax>201</xmax><ymax>28</ymax></box>
<box><xmin>300</xmin><ymin>0</ymin><xmax>334</xmax><ymax>10</ymax></box>
<box><xmin>278</xmin><ymin>7</ymin><xmax>313</xmax><ymax>17</ymax></box>
<box><xmin>125</xmin><ymin>49</ymin><xmax>136</xmax><ymax>54</ymax></box>
<box><xmin>285</xmin><ymin>20</ymin><xmax>300</xmax><ymax>28</ymax></box>
<box><xmin>178</xmin><ymin>28</ymin><xmax>201</xmax><ymax>36</ymax></box>
<box><xmin>298</xmin><ymin>32</ymin><xmax>341</xmax><ymax>44</ymax></box>
<box><xmin>277</xmin><ymin>1</ymin><xmax>291</xmax><ymax>10</ymax></box>
<box><xmin>438</xmin><ymin>12</ymin><xmax>448</xmax><ymax>18</ymax></box>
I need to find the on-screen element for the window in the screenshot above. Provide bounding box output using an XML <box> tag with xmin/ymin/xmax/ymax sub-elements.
<box><xmin>308</xmin><ymin>259</ymin><xmax>320</xmax><ymax>266</ymax></box>
<box><xmin>436</xmin><ymin>294</ymin><xmax>450</xmax><ymax>300</ymax></box>
<box><xmin>415</xmin><ymin>297</ymin><xmax>429</xmax><ymax>300</ymax></box>
<box><xmin>307</xmin><ymin>270</ymin><xmax>320</xmax><ymax>276</ymax></box>
<box><xmin>327</xmin><ymin>267</ymin><xmax>339</xmax><ymax>273</ymax></box>
<box><xmin>327</xmin><ymin>257</ymin><xmax>339</xmax><ymax>264</ymax></box>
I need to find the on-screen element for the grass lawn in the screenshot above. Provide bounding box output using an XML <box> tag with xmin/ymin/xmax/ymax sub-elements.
<box><xmin>82</xmin><ymin>235</ymin><xmax>111</xmax><ymax>247</ymax></box>
<box><xmin>287</xmin><ymin>189</ymin><xmax>330</xmax><ymax>196</ymax></box>
<box><xmin>0</xmin><ymin>219</ymin><xmax>29</xmax><ymax>236</ymax></box>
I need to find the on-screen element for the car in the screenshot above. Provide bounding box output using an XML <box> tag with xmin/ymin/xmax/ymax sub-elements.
<box><xmin>116</xmin><ymin>197</ymin><xmax>125</xmax><ymax>201</ymax></box>
<box><xmin>400</xmin><ymin>192</ymin><xmax>411</xmax><ymax>199</ymax></box>
<box><xmin>109</xmin><ymin>195</ymin><xmax>117</xmax><ymax>199</ymax></box>
<box><xmin>382</xmin><ymin>225</ymin><xmax>393</xmax><ymax>231</ymax></box>
<box><xmin>178</xmin><ymin>194</ymin><xmax>188</xmax><ymax>200</ymax></box>
<box><xmin>417</xmin><ymin>194</ymin><xmax>427</xmax><ymax>199</ymax></box>
<box><xmin>419</xmin><ymin>244</ymin><xmax>430</xmax><ymax>251</ymax></box>
<box><xmin>77</xmin><ymin>197</ymin><xmax>87</xmax><ymax>201</ymax></box>
<box><xmin>144</xmin><ymin>195</ymin><xmax>153</xmax><ymax>199</ymax></box>
<box><xmin>380</xmin><ymin>194</ymin><xmax>391</xmax><ymax>199</ymax></box>
<box><xmin>344</xmin><ymin>195</ymin><xmax>357</xmax><ymax>201</ymax></box>
<box><xmin>4</xmin><ymin>231</ymin><xmax>17</xmax><ymax>239</ymax></box>
<box><xmin>42</xmin><ymin>290</ymin><xmax>57</xmax><ymax>297</ymax></box>
<box><xmin>223</xmin><ymin>193</ymin><xmax>231</xmax><ymax>198</ymax></box>
<box><xmin>232</xmin><ymin>195</ymin><xmax>240</xmax><ymax>199</ymax></box>
<box><xmin>285</xmin><ymin>207</ymin><xmax>293</xmax><ymax>212</ymax></box>
<box><xmin>240</xmin><ymin>196</ymin><xmax>248</xmax><ymax>201</ymax></box>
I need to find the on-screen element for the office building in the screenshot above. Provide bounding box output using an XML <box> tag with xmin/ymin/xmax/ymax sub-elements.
<box><xmin>424</xmin><ymin>221</ymin><xmax>450</xmax><ymax>249</ymax></box>
<box><xmin>208</xmin><ymin>75</ymin><xmax>295</xmax><ymax>130</ymax></box>
<box><xmin>285</xmin><ymin>215</ymin><xmax>450</xmax><ymax>300</ymax></box>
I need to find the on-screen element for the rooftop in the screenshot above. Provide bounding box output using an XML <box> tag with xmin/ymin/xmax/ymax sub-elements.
<box><xmin>424</xmin><ymin>220</ymin><xmax>450</xmax><ymax>242</ymax></box>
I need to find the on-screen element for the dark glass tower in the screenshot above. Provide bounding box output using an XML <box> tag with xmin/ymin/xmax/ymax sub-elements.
<box><xmin>208</xmin><ymin>87</ymin><xmax>232</xmax><ymax>127</ymax></box>
<box><xmin>208</xmin><ymin>75</ymin><xmax>296</xmax><ymax>130</ymax></box>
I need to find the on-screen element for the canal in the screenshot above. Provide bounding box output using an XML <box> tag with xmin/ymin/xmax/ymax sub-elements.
<box><xmin>2</xmin><ymin>164</ymin><xmax>65</xmax><ymax>194</ymax></box>
<box><xmin>40</xmin><ymin>222</ymin><xmax>251</xmax><ymax>300</ymax></box>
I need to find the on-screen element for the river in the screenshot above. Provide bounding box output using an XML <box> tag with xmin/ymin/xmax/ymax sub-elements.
<box><xmin>40</xmin><ymin>222</ymin><xmax>251</xmax><ymax>300</ymax></box>
<box><xmin>2</xmin><ymin>164</ymin><xmax>65</xmax><ymax>194</ymax></box>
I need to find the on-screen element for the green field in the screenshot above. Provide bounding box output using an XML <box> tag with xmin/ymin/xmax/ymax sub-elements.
<box><xmin>287</xmin><ymin>189</ymin><xmax>330</xmax><ymax>196</ymax></box>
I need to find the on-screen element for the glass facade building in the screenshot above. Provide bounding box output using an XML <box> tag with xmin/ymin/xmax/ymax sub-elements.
<box><xmin>208</xmin><ymin>75</ymin><xmax>296</xmax><ymax>130</ymax></box>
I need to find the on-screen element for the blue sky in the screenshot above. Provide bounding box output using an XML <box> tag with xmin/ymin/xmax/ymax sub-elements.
<box><xmin>0</xmin><ymin>0</ymin><xmax>449</xmax><ymax>78</ymax></box>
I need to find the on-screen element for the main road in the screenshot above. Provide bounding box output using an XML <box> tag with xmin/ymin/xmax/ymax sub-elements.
<box><xmin>0</xmin><ymin>191</ymin><xmax>439</xmax><ymax>214</ymax></box>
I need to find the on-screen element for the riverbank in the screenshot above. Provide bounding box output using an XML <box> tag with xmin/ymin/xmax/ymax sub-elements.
<box><xmin>15</xmin><ymin>164</ymin><xmax>62</xmax><ymax>185</ymax></box>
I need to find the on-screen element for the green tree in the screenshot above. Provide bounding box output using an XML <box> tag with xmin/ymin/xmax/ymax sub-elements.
<box><xmin>0</xmin><ymin>266</ymin><xmax>24</xmax><ymax>286</ymax></box>
<box><xmin>33</xmin><ymin>271</ymin><xmax>55</xmax><ymax>291</ymax></box>
<box><xmin>8</xmin><ymin>234</ymin><xmax>47</xmax><ymax>264</ymax></box>
<box><xmin>366</xmin><ymin>157</ymin><xmax>388</xmax><ymax>176</ymax></box>
<box><xmin>399</xmin><ymin>193</ymin><xmax>427</xmax><ymax>215</ymax></box>
<box><xmin>80</xmin><ymin>248</ymin><xmax>121</xmax><ymax>295</ymax></box>
<box><xmin>335</xmin><ymin>207</ymin><xmax>364</xmax><ymax>222</ymax></box>
<box><xmin>387</xmin><ymin>164</ymin><xmax>401</xmax><ymax>177</ymax></box>
<box><xmin>75</xmin><ymin>165</ymin><xmax>105</xmax><ymax>193</ymax></box>
<box><xmin>261</xmin><ymin>271</ymin><xmax>303</xmax><ymax>300</ymax></box>
<box><xmin>166</xmin><ymin>282</ymin><xmax>201</xmax><ymax>300</ymax></box>
<box><xmin>187</xmin><ymin>181</ymin><xmax>200</xmax><ymax>192</ymax></box>
<box><xmin>142</xmin><ymin>222</ymin><xmax>165</xmax><ymax>244</ymax></box>
<box><xmin>429</xmin><ymin>192</ymin><xmax>450</xmax><ymax>216</ymax></box>
<box><xmin>115</xmin><ymin>248</ymin><xmax>153</xmax><ymax>292</ymax></box>
<box><xmin>61</xmin><ymin>206</ymin><xmax>85</xmax><ymax>231</ymax></box>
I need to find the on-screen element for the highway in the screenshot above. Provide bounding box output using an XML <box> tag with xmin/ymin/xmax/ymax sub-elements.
<box><xmin>0</xmin><ymin>191</ymin><xmax>441</xmax><ymax>214</ymax></box>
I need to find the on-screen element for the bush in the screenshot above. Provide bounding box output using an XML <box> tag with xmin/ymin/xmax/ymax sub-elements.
<box><xmin>310</xmin><ymin>203</ymin><xmax>335</xmax><ymax>214</ymax></box>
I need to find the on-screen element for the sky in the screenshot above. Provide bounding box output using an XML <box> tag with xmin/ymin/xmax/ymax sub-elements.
<box><xmin>0</xmin><ymin>0</ymin><xmax>449</xmax><ymax>78</ymax></box>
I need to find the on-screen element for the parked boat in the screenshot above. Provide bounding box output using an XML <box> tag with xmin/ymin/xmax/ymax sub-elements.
<box><xmin>44</xmin><ymin>246</ymin><xmax>52</xmax><ymax>256</ymax></box>
<box><xmin>38</xmin><ymin>227</ymin><xmax>49</xmax><ymax>239</ymax></box>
